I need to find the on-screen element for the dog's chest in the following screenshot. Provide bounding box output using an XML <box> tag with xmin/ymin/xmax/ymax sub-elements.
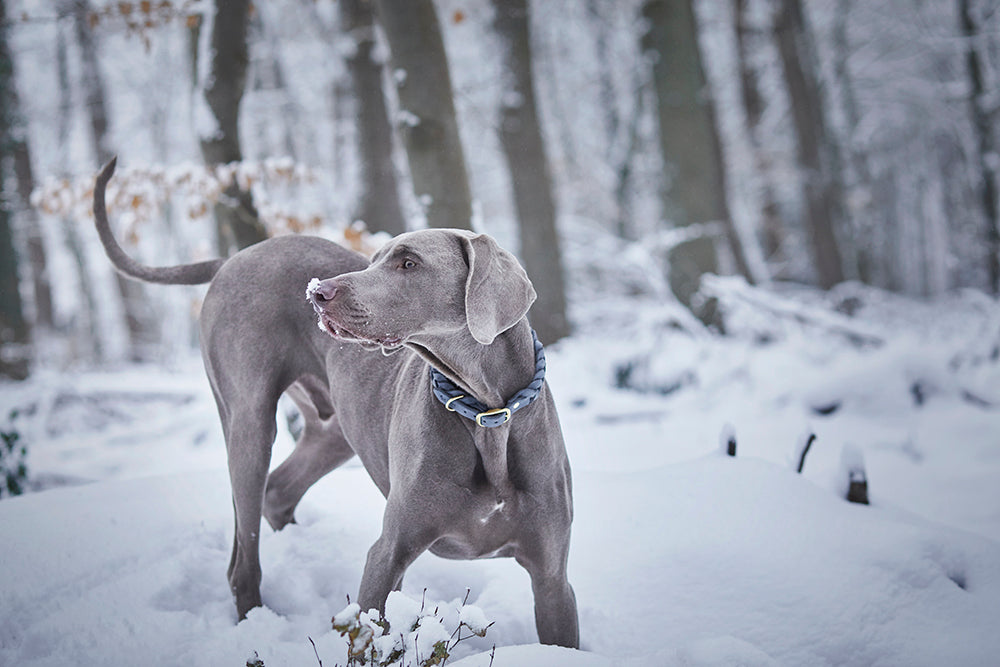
<box><xmin>427</xmin><ymin>491</ymin><xmax>522</xmax><ymax>560</ymax></box>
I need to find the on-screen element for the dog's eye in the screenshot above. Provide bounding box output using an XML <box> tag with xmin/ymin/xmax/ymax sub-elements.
<box><xmin>402</xmin><ymin>259</ymin><xmax>416</xmax><ymax>270</ymax></box>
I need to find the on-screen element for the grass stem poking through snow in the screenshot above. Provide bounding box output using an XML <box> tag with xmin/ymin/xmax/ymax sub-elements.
<box><xmin>308</xmin><ymin>636</ymin><xmax>323</xmax><ymax>667</ymax></box>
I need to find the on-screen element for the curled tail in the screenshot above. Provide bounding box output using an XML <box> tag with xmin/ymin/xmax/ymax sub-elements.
<box><xmin>93</xmin><ymin>157</ymin><xmax>225</xmax><ymax>285</ymax></box>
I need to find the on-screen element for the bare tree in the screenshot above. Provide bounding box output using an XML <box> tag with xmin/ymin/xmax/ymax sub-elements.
<box><xmin>70</xmin><ymin>0</ymin><xmax>159</xmax><ymax>361</ymax></box>
<box><xmin>0</xmin><ymin>170</ymin><xmax>27</xmax><ymax>379</ymax></box>
<box><xmin>0</xmin><ymin>0</ymin><xmax>29</xmax><ymax>378</ymax></box>
<box><xmin>959</xmin><ymin>0</ymin><xmax>1000</xmax><ymax>295</ymax></box>
<box><xmin>247</xmin><ymin>10</ymin><xmax>298</xmax><ymax>161</ymax></box>
<box><xmin>54</xmin><ymin>17</ymin><xmax>103</xmax><ymax>361</ymax></box>
<box><xmin>340</xmin><ymin>0</ymin><xmax>406</xmax><ymax>236</ymax></box>
<box><xmin>12</xmin><ymin>142</ymin><xmax>51</xmax><ymax>331</ymax></box>
<box><xmin>734</xmin><ymin>0</ymin><xmax>783</xmax><ymax>270</ymax></box>
<box><xmin>374</xmin><ymin>0</ymin><xmax>473</xmax><ymax>230</ymax></box>
<box><xmin>492</xmin><ymin>0</ymin><xmax>569</xmax><ymax>344</ymax></box>
<box><xmin>773</xmin><ymin>0</ymin><xmax>846</xmax><ymax>289</ymax></box>
<box><xmin>1</xmin><ymin>3</ymin><xmax>53</xmax><ymax>334</ymax></box>
<box><xmin>199</xmin><ymin>0</ymin><xmax>268</xmax><ymax>253</ymax></box>
<box><xmin>641</xmin><ymin>0</ymin><xmax>755</xmax><ymax>325</ymax></box>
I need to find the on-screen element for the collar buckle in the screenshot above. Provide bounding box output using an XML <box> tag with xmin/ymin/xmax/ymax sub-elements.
<box><xmin>475</xmin><ymin>407</ymin><xmax>512</xmax><ymax>428</ymax></box>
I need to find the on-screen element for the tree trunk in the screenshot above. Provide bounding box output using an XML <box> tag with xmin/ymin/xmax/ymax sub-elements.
<box><xmin>734</xmin><ymin>0</ymin><xmax>783</xmax><ymax>271</ymax></box>
<box><xmin>611</xmin><ymin>79</ymin><xmax>648</xmax><ymax>241</ymax></box>
<box><xmin>774</xmin><ymin>0</ymin><xmax>846</xmax><ymax>289</ymax></box>
<box><xmin>0</xmin><ymin>0</ymin><xmax>29</xmax><ymax>378</ymax></box>
<box><xmin>340</xmin><ymin>0</ymin><xmax>406</xmax><ymax>236</ymax></box>
<box><xmin>70</xmin><ymin>0</ymin><xmax>112</xmax><ymax>165</ymax></box>
<box><xmin>13</xmin><ymin>142</ymin><xmax>52</xmax><ymax>331</ymax></box>
<box><xmin>587</xmin><ymin>0</ymin><xmax>620</xmax><ymax>160</ymax></box>
<box><xmin>1</xmin><ymin>2</ymin><xmax>52</xmax><ymax>332</ymax></box>
<box><xmin>589</xmin><ymin>0</ymin><xmax>648</xmax><ymax>241</ymax></box>
<box><xmin>960</xmin><ymin>0</ymin><xmax>1000</xmax><ymax>295</ymax></box>
<box><xmin>199</xmin><ymin>0</ymin><xmax>267</xmax><ymax>254</ymax></box>
<box><xmin>374</xmin><ymin>0</ymin><xmax>473</xmax><ymax>230</ymax></box>
<box><xmin>641</xmin><ymin>0</ymin><xmax>754</xmax><ymax>326</ymax></box>
<box><xmin>492</xmin><ymin>0</ymin><xmax>569</xmax><ymax>344</ymax></box>
<box><xmin>71</xmin><ymin>0</ymin><xmax>159</xmax><ymax>361</ymax></box>
<box><xmin>247</xmin><ymin>10</ymin><xmax>296</xmax><ymax>160</ymax></box>
<box><xmin>832</xmin><ymin>0</ymin><xmax>887</xmax><ymax>288</ymax></box>
<box><xmin>0</xmin><ymin>173</ymin><xmax>28</xmax><ymax>379</ymax></box>
<box><xmin>56</xmin><ymin>16</ymin><xmax>103</xmax><ymax>362</ymax></box>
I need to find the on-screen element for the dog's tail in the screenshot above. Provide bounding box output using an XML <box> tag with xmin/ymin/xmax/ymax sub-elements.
<box><xmin>93</xmin><ymin>157</ymin><xmax>226</xmax><ymax>285</ymax></box>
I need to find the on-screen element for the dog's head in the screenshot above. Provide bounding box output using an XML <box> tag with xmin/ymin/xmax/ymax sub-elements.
<box><xmin>307</xmin><ymin>229</ymin><xmax>536</xmax><ymax>350</ymax></box>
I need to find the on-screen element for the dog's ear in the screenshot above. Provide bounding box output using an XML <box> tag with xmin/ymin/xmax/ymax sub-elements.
<box><xmin>463</xmin><ymin>233</ymin><xmax>536</xmax><ymax>345</ymax></box>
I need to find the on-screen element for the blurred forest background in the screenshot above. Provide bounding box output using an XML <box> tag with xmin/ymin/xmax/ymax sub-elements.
<box><xmin>1</xmin><ymin>0</ymin><xmax>999</xmax><ymax>379</ymax></box>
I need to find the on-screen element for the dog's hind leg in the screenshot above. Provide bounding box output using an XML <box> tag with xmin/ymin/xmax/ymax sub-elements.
<box><xmin>264</xmin><ymin>377</ymin><xmax>355</xmax><ymax>530</ymax></box>
<box><xmin>214</xmin><ymin>386</ymin><xmax>280</xmax><ymax>621</ymax></box>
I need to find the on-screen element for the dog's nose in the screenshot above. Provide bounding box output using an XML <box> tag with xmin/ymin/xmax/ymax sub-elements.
<box><xmin>309</xmin><ymin>281</ymin><xmax>338</xmax><ymax>304</ymax></box>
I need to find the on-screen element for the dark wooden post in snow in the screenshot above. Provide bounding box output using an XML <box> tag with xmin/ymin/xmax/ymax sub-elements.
<box><xmin>840</xmin><ymin>444</ymin><xmax>870</xmax><ymax>505</ymax></box>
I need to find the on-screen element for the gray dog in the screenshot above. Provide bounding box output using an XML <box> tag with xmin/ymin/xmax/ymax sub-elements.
<box><xmin>92</xmin><ymin>159</ymin><xmax>579</xmax><ymax>648</ymax></box>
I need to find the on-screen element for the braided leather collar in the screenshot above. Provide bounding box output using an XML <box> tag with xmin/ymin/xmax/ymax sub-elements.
<box><xmin>428</xmin><ymin>330</ymin><xmax>546</xmax><ymax>427</ymax></box>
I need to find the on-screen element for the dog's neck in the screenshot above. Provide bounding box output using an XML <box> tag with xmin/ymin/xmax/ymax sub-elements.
<box><xmin>407</xmin><ymin>319</ymin><xmax>537</xmax><ymax>409</ymax></box>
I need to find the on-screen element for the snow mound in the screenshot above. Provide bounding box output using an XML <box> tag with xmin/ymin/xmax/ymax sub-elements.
<box><xmin>1</xmin><ymin>454</ymin><xmax>998</xmax><ymax>666</ymax></box>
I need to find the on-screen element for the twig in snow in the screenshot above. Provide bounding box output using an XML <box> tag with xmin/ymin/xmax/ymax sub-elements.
<box><xmin>796</xmin><ymin>433</ymin><xmax>817</xmax><ymax>473</ymax></box>
<box><xmin>308</xmin><ymin>636</ymin><xmax>322</xmax><ymax>667</ymax></box>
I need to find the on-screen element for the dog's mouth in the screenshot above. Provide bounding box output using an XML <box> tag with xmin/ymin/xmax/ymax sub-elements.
<box><xmin>307</xmin><ymin>278</ymin><xmax>403</xmax><ymax>352</ymax></box>
<box><xmin>316</xmin><ymin>312</ymin><xmax>403</xmax><ymax>352</ymax></box>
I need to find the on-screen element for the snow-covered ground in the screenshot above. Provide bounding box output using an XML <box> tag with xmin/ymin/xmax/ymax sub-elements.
<box><xmin>2</xmin><ymin>286</ymin><xmax>1000</xmax><ymax>666</ymax></box>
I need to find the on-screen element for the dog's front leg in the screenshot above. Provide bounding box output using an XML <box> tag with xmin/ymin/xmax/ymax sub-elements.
<box><xmin>527</xmin><ymin>564</ymin><xmax>579</xmax><ymax>648</ymax></box>
<box><xmin>516</xmin><ymin>521</ymin><xmax>580</xmax><ymax>648</ymax></box>
<box><xmin>356</xmin><ymin>499</ymin><xmax>437</xmax><ymax>613</ymax></box>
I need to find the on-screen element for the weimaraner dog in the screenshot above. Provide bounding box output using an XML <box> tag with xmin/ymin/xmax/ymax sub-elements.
<box><xmin>92</xmin><ymin>159</ymin><xmax>578</xmax><ymax>648</ymax></box>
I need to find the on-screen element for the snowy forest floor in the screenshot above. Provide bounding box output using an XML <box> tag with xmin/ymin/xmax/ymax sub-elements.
<box><xmin>2</xmin><ymin>282</ymin><xmax>1000</xmax><ymax>666</ymax></box>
